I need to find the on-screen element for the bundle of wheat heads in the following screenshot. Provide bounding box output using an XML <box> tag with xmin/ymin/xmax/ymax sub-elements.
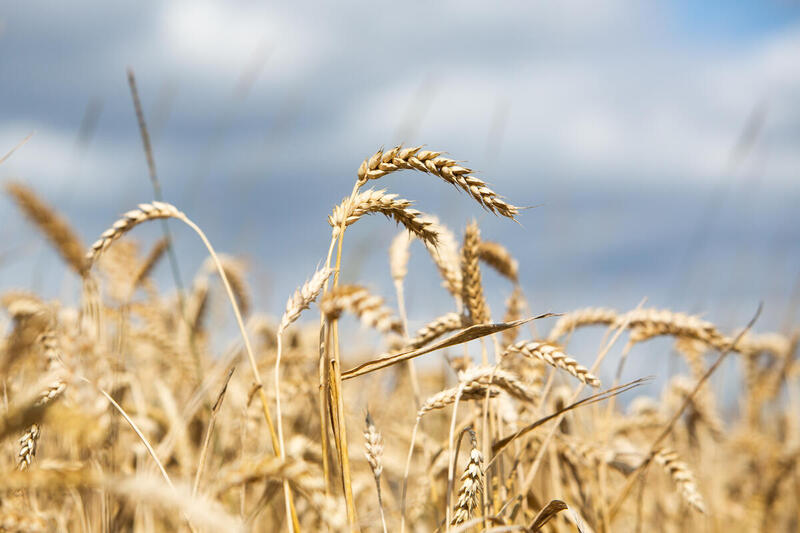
<box><xmin>0</xmin><ymin>146</ymin><xmax>798</xmax><ymax>533</ymax></box>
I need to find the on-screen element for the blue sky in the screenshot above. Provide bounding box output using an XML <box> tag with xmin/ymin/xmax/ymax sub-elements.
<box><xmin>1</xmin><ymin>1</ymin><xmax>799</xmax><ymax>391</ymax></box>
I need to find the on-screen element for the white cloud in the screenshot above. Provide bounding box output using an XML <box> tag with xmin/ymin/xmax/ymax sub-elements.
<box><xmin>158</xmin><ymin>1</ymin><xmax>321</xmax><ymax>83</ymax></box>
<box><xmin>0</xmin><ymin>122</ymin><xmax>132</xmax><ymax>196</ymax></box>
<box><xmin>334</xmin><ymin>22</ymin><xmax>800</xmax><ymax>186</ymax></box>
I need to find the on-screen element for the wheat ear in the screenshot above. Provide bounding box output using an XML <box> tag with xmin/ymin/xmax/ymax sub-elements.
<box><xmin>417</xmin><ymin>215</ymin><xmax>463</xmax><ymax>302</ymax></box>
<box><xmin>461</xmin><ymin>221</ymin><xmax>490</xmax><ymax>325</ymax></box>
<box><xmin>357</xmin><ymin>145</ymin><xmax>519</xmax><ymax>219</ymax></box>
<box><xmin>418</xmin><ymin>365</ymin><xmax>536</xmax><ymax>418</ymax></box>
<box><xmin>407</xmin><ymin>312</ymin><xmax>466</xmax><ymax>349</ymax></box>
<box><xmin>547</xmin><ymin>307</ymin><xmax>618</xmax><ymax>342</ymax></box>
<box><xmin>6</xmin><ymin>181</ymin><xmax>87</xmax><ymax>275</ymax></box>
<box><xmin>364</xmin><ymin>412</ymin><xmax>388</xmax><ymax>533</ymax></box>
<box><xmin>451</xmin><ymin>428</ymin><xmax>484</xmax><ymax>525</ymax></box>
<box><xmin>654</xmin><ymin>448</ymin><xmax>706</xmax><ymax>513</ymax></box>
<box><xmin>86</xmin><ymin>201</ymin><xmax>183</xmax><ymax>268</ymax></box>
<box><xmin>131</xmin><ymin>237</ymin><xmax>169</xmax><ymax>290</ymax></box>
<box><xmin>477</xmin><ymin>240</ymin><xmax>518</xmax><ymax>282</ymax></box>
<box><xmin>501</xmin><ymin>286</ymin><xmax>526</xmax><ymax>346</ymax></box>
<box><xmin>321</xmin><ymin>285</ymin><xmax>403</xmax><ymax>335</ymax></box>
<box><xmin>18</xmin><ymin>332</ymin><xmax>67</xmax><ymax>470</ymax></box>
<box><xmin>619</xmin><ymin>309</ymin><xmax>726</xmax><ymax>348</ymax></box>
<box><xmin>86</xmin><ymin>200</ymin><xmax>297</xmax><ymax>521</ymax></box>
<box><xmin>329</xmin><ymin>188</ymin><xmax>439</xmax><ymax>246</ymax></box>
<box><xmin>503</xmin><ymin>340</ymin><xmax>601</xmax><ymax>388</ymax></box>
<box><xmin>275</xmin><ymin>266</ymin><xmax>333</xmax><ymax>532</ymax></box>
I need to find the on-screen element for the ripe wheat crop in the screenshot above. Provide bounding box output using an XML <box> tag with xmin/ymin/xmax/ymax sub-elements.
<box><xmin>0</xmin><ymin>142</ymin><xmax>797</xmax><ymax>533</ymax></box>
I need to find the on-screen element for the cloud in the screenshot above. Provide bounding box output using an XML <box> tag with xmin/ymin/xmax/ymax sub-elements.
<box><xmin>158</xmin><ymin>1</ymin><xmax>321</xmax><ymax>84</ymax></box>
<box><xmin>0</xmin><ymin>122</ymin><xmax>137</xmax><ymax>201</ymax></box>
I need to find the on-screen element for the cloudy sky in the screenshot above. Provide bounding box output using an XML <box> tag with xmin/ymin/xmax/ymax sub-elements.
<box><xmin>2</xmin><ymin>1</ymin><xmax>799</xmax><ymax>387</ymax></box>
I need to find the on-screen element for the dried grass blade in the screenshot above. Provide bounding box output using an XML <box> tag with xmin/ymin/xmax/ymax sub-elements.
<box><xmin>342</xmin><ymin>315</ymin><xmax>556</xmax><ymax>380</ymax></box>
<box><xmin>529</xmin><ymin>500</ymin><xmax>568</xmax><ymax>531</ymax></box>
<box><xmin>491</xmin><ymin>377</ymin><xmax>650</xmax><ymax>457</ymax></box>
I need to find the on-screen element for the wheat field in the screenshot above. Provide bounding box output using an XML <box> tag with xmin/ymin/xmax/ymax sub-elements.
<box><xmin>0</xmin><ymin>142</ymin><xmax>797</xmax><ymax>533</ymax></box>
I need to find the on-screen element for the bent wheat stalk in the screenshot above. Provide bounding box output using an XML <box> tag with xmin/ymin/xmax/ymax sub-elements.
<box><xmin>275</xmin><ymin>266</ymin><xmax>332</xmax><ymax>532</ymax></box>
<box><xmin>86</xmin><ymin>200</ymin><xmax>299</xmax><ymax>528</ymax></box>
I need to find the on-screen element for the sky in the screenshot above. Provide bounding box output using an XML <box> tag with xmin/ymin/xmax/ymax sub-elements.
<box><xmin>1</xmin><ymin>1</ymin><xmax>799</xmax><ymax>394</ymax></box>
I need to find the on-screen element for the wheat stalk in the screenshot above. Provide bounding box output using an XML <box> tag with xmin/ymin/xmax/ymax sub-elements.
<box><xmin>86</xmin><ymin>200</ymin><xmax>297</xmax><ymax>522</ymax></box>
<box><xmin>356</xmin><ymin>146</ymin><xmax>519</xmax><ymax>219</ymax></box>
<box><xmin>503</xmin><ymin>340</ymin><xmax>601</xmax><ymax>387</ymax></box>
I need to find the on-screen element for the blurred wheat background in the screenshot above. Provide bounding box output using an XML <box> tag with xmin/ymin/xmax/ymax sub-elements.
<box><xmin>1</xmin><ymin>1</ymin><xmax>799</xmax><ymax>531</ymax></box>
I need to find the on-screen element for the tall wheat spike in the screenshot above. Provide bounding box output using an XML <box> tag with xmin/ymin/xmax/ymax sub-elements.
<box><xmin>6</xmin><ymin>181</ymin><xmax>87</xmax><ymax>275</ymax></box>
<box><xmin>461</xmin><ymin>221</ymin><xmax>490</xmax><ymax>325</ymax></box>
<box><xmin>357</xmin><ymin>145</ymin><xmax>519</xmax><ymax>219</ymax></box>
